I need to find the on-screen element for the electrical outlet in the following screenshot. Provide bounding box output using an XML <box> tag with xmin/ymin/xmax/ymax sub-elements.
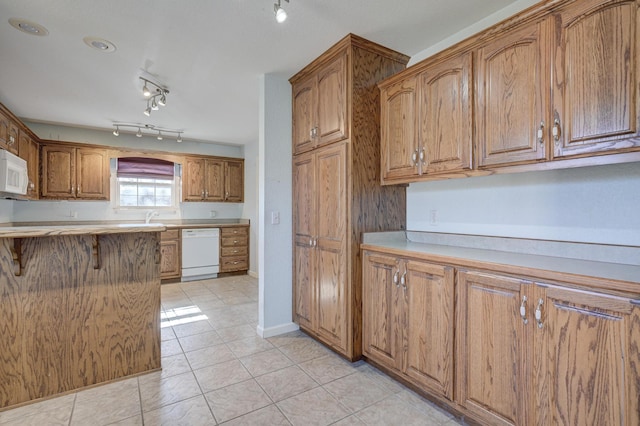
<box><xmin>210</xmin><ymin>210</ymin><xmax>217</xmax><ymax>218</ymax></box>
<box><xmin>70</xmin><ymin>210</ymin><xmax>78</xmax><ymax>218</ymax></box>
<box><xmin>429</xmin><ymin>209</ymin><xmax>437</xmax><ymax>225</ymax></box>
<box><xmin>271</xmin><ymin>211</ymin><xmax>280</xmax><ymax>225</ymax></box>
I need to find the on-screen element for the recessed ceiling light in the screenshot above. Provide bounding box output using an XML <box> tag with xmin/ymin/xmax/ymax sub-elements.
<box><xmin>83</xmin><ymin>36</ymin><xmax>117</xmax><ymax>53</ymax></box>
<box><xmin>9</xmin><ymin>18</ymin><xmax>49</xmax><ymax>36</ymax></box>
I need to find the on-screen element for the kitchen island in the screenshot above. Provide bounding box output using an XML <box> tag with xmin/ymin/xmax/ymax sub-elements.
<box><xmin>0</xmin><ymin>223</ymin><xmax>165</xmax><ymax>410</ymax></box>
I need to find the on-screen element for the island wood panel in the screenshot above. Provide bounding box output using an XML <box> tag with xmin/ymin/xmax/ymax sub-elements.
<box><xmin>0</xmin><ymin>232</ymin><xmax>160</xmax><ymax>409</ymax></box>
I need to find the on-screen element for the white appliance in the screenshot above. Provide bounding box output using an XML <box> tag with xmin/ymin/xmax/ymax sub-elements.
<box><xmin>0</xmin><ymin>149</ymin><xmax>28</xmax><ymax>195</ymax></box>
<box><xmin>181</xmin><ymin>228</ymin><xmax>220</xmax><ymax>281</ymax></box>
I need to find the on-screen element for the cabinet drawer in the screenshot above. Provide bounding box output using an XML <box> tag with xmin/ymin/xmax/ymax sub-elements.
<box><xmin>221</xmin><ymin>236</ymin><xmax>248</xmax><ymax>247</ymax></box>
<box><xmin>161</xmin><ymin>229</ymin><xmax>180</xmax><ymax>241</ymax></box>
<box><xmin>220</xmin><ymin>256</ymin><xmax>248</xmax><ymax>272</ymax></box>
<box><xmin>221</xmin><ymin>227</ymin><xmax>248</xmax><ymax>237</ymax></box>
<box><xmin>221</xmin><ymin>246</ymin><xmax>247</xmax><ymax>257</ymax></box>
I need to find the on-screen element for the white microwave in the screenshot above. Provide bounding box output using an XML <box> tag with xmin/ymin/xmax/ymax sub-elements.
<box><xmin>0</xmin><ymin>149</ymin><xmax>28</xmax><ymax>195</ymax></box>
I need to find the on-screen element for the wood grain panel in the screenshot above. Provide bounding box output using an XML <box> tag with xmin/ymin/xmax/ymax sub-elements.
<box><xmin>292</xmin><ymin>78</ymin><xmax>315</xmax><ymax>154</ymax></box>
<box><xmin>317</xmin><ymin>52</ymin><xmax>348</xmax><ymax>148</ymax></box>
<box><xmin>457</xmin><ymin>271</ymin><xmax>530</xmax><ymax>426</ymax></box>
<box><xmin>362</xmin><ymin>252</ymin><xmax>401</xmax><ymax>370</ymax></box>
<box><xmin>224</xmin><ymin>160</ymin><xmax>244</xmax><ymax>202</ymax></box>
<box><xmin>77</xmin><ymin>148</ymin><xmax>109</xmax><ymax>200</ymax></box>
<box><xmin>41</xmin><ymin>144</ymin><xmax>75</xmax><ymax>198</ymax></box>
<box><xmin>420</xmin><ymin>51</ymin><xmax>472</xmax><ymax>174</ymax></box>
<box><xmin>554</xmin><ymin>0</ymin><xmax>640</xmax><ymax>157</ymax></box>
<box><xmin>542</xmin><ymin>286</ymin><xmax>634</xmax><ymax>425</ymax></box>
<box><xmin>220</xmin><ymin>227</ymin><xmax>248</xmax><ymax>237</ymax></box>
<box><xmin>0</xmin><ymin>232</ymin><xmax>160</xmax><ymax>409</ymax></box>
<box><xmin>403</xmin><ymin>261</ymin><xmax>454</xmax><ymax>400</ymax></box>
<box><xmin>477</xmin><ymin>19</ymin><xmax>549</xmax><ymax>167</ymax></box>
<box><xmin>183</xmin><ymin>158</ymin><xmax>205</xmax><ymax>201</ymax></box>
<box><xmin>204</xmin><ymin>159</ymin><xmax>224</xmax><ymax>201</ymax></box>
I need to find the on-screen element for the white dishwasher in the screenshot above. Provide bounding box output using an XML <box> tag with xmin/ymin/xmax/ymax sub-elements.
<box><xmin>181</xmin><ymin>228</ymin><xmax>220</xmax><ymax>281</ymax></box>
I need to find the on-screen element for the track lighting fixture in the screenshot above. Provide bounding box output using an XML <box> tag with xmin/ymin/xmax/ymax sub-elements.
<box><xmin>274</xmin><ymin>0</ymin><xmax>289</xmax><ymax>23</ymax></box>
<box><xmin>139</xmin><ymin>77</ymin><xmax>169</xmax><ymax>116</ymax></box>
<box><xmin>112</xmin><ymin>123</ymin><xmax>184</xmax><ymax>143</ymax></box>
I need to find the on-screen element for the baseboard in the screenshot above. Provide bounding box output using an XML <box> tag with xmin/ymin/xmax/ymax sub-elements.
<box><xmin>256</xmin><ymin>322</ymin><xmax>299</xmax><ymax>338</ymax></box>
<box><xmin>248</xmin><ymin>270</ymin><xmax>258</xmax><ymax>278</ymax></box>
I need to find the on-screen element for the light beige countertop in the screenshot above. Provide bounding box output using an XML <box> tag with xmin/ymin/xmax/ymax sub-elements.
<box><xmin>0</xmin><ymin>219</ymin><xmax>250</xmax><ymax>237</ymax></box>
<box><xmin>362</xmin><ymin>231</ymin><xmax>640</xmax><ymax>295</ymax></box>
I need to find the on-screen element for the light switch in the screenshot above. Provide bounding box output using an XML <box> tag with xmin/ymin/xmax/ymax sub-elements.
<box><xmin>271</xmin><ymin>211</ymin><xmax>280</xmax><ymax>225</ymax></box>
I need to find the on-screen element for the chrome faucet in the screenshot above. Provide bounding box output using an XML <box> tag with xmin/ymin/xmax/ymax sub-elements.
<box><xmin>145</xmin><ymin>210</ymin><xmax>159</xmax><ymax>224</ymax></box>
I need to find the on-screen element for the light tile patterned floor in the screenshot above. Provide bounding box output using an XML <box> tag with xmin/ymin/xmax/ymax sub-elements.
<box><xmin>0</xmin><ymin>275</ymin><xmax>467</xmax><ymax>425</ymax></box>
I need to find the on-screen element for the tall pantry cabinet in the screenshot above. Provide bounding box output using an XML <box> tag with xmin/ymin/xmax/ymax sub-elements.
<box><xmin>290</xmin><ymin>34</ymin><xmax>409</xmax><ymax>360</ymax></box>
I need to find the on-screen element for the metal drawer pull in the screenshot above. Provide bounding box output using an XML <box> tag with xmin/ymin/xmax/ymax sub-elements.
<box><xmin>552</xmin><ymin>118</ymin><xmax>562</xmax><ymax>144</ymax></box>
<box><xmin>520</xmin><ymin>296</ymin><xmax>528</xmax><ymax>325</ymax></box>
<box><xmin>535</xmin><ymin>298</ymin><xmax>544</xmax><ymax>328</ymax></box>
<box><xmin>393</xmin><ymin>270</ymin><xmax>399</xmax><ymax>287</ymax></box>
<box><xmin>537</xmin><ymin>121</ymin><xmax>544</xmax><ymax>145</ymax></box>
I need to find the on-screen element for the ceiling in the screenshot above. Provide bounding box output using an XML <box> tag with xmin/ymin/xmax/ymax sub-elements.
<box><xmin>0</xmin><ymin>0</ymin><xmax>518</xmax><ymax>147</ymax></box>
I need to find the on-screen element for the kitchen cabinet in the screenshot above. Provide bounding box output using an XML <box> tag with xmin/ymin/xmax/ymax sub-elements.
<box><xmin>292</xmin><ymin>52</ymin><xmax>347</xmax><ymax>155</ymax></box>
<box><xmin>183</xmin><ymin>157</ymin><xmax>243</xmax><ymax>202</ymax></box>
<box><xmin>40</xmin><ymin>143</ymin><xmax>109</xmax><ymax>200</ymax></box>
<box><xmin>362</xmin><ymin>250</ymin><xmax>454</xmax><ymax>399</ymax></box>
<box><xmin>0</xmin><ymin>108</ymin><xmax>20</xmax><ymax>156</ymax></box>
<box><xmin>219</xmin><ymin>226</ymin><xmax>249</xmax><ymax>273</ymax></box>
<box><xmin>380</xmin><ymin>51</ymin><xmax>472</xmax><ymax>183</ymax></box>
<box><xmin>551</xmin><ymin>0</ymin><xmax>640</xmax><ymax>158</ymax></box>
<box><xmin>18</xmin><ymin>131</ymin><xmax>39</xmax><ymax>199</ymax></box>
<box><xmin>160</xmin><ymin>229</ymin><xmax>181</xmax><ymax>281</ymax></box>
<box><xmin>291</xmin><ymin>34</ymin><xmax>409</xmax><ymax>360</ymax></box>
<box><xmin>477</xmin><ymin>18</ymin><xmax>550</xmax><ymax>167</ymax></box>
<box><xmin>457</xmin><ymin>269</ymin><xmax>640</xmax><ymax>425</ymax></box>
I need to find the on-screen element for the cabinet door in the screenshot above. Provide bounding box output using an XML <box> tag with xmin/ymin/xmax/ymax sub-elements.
<box><xmin>18</xmin><ymin>132</ymin><xmax>39</xmax><ymax>199</ymax></box>
<box><xmin>362</xmin><ymin>252</ymin><xmax>402</xmax><ymax>370</ymax></box>
<box><xmin>183</xmin><ymin>158</ymin><xmax>205</xmax><ymax>201</ymax></box>
<box><xmin>314</xmin><ymin>143</ymin><xmax>348</xmax><ymax>351</ymax></box>
<box><xmin>316</xmin><ymin>53</ymin><xmax>348</xmax><ymax>148</ymax></box>
<box><xmin>41</xmin><ymin>144</ymin><xmax>76</xmax><ymax>198</ymax></box>
<box><xmin>292</xmin><ymin>152</ymin><xmax>316</xmax><ymax>330</ymax></box>
<box><xmin>77</xmin><ymin>148</ymin><xmax>109</xmax><ymax>200</ymax></box>
<box><xmin>160</xmin><ymin>239</ymin><xmax>181</xmax><ymax>279</ymax></box>
<box><xmin>380</xmin><ymin>77</ymin><xmax>420</xmax><ymax>182</ymax></box>
<box><xmin>553</xmin><ymin>0</ymin><xmax>640</xmax><ymax>158</ymax></box>
<box><xmin>292</xmin><ymin>78</ymin><xmax>316</xmax><ymax>154</ymax></box>
<box><xmin>403</xmin><ymin>261</ymin><xmax>454</xmax><ymax>399</ymax></box>
<box><xmin>457</xmin><ymin>271</ymin><xmax>531</xmax><ymax>426</ymax></box>
<box><xmin>204</xmin><ymin>159</ymin><xmax>224</xmax><ymax>201</ymax></box>
<box><xmin>0</xmin><ymin>109</ymin><xmax>9</xmax><ymax>150</ymax></box>
<box><xmin>477</xmin><ymin>19</ymin><xmax>549</xmax><ymax>167</ymax></box>
<box><xmin>224</xmin><ymin>160</ymin><xmax>244</xmax><ymax>202</ymax></box>
<box><xmin>539</xmin><ymin>286</ymin><xmax>639</xmax><ymax>425</ymax></box>
<box><xmin>419</xmin><ymin>52</ymin><xmax>472</xmax><ymax>174</ymax></box>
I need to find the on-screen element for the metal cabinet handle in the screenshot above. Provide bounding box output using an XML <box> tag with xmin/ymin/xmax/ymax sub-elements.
<box><xmin>8</xmin><ymin>135</ymin><xmax>15</xmax><ymax>145</ymax></box>
<box><xmin>535</xmin><ymin>298</ymin><xmax>544</xmax><ymax>328</ymax></box>
<box><xmin>537</xmin><ymin>121</ymin><xmax>545</xmax><ymax>145</ymax></box>
<box><xmin>411</xmin><ymin>149</ymin><xmax>418</xmax><ymax>166</ymax></box>
<box><xmin>552</xmin><ymin>118</ymin><xmax>562</xmax><ymax>144</ymax></box>
<box><xmin>400</xmin><ymin>269</ymin><xmax>407</xmax><ymax>292</ymax></box>
<box><xmin>393</xmin><ymin>270</ymin><xmax>400</xmax><ymax>287</ymax></box>
<box><xmin>419</xmin><ymin>147</ymin><xmax>425</xmax><ymax>165</ymax></box>
<box><xmin>201</xmin><ymin>190</ymin><xmax>205</xmax><ymax>198</ymax></box>
<box><xmin>520</xmin><ymin>296</ymin><xmax>528</xmax><ymax>325</ymax></box>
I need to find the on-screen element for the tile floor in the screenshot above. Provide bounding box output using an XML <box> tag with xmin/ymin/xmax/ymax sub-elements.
<box><xmin>0</xmin><ymin>275</ymin><xmax>466</xmax><ymax>426</ymax></box>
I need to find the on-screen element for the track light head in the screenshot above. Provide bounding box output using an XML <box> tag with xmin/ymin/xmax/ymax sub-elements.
<box><xmin>151</xmin><ymin>97</ymin><xmax>159</xmax><ymax>110</ymax></box>
<box><xmin>113</xmin><ymin>126</ymin><xmax>119</xmax><ymax>136</ymax></box>
<box><xmin>274</xmin><ymin>0</ymin><xmax>289</xmax><ymax>23</ymax></box>
<box><xmin>136</xmin><ymin>128</ymin><xmax>142</xmax><ymax>137</ymax></box>
<box><xmin>144</xmin><ymin>106</ymin><xmax>151</xmax><ymax>116</ymax></box>
<box><xmin>158</xmin><ymin>93</ymin><xmax>167</xmax><ymax>106</ymax></box>
<box><xmin>142</xmin><ymin>81</ymin><xmax>151</xmax><ymax>97</ymax></box>
<box><xmin>177</xmin><ymin>133</ymin><xmax>182</xmax><ymax>143</ymax></box>
<box><xmin>157</xmin><ymin>131</ymin><xmax>163</xmax><ymax>141</ymax></box>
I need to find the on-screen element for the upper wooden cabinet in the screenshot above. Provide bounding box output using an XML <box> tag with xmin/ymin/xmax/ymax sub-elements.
<box><xmin>477</xmin><ymin>18</ymin><xmax>550</xmax><ymax>167</ymax></box>
<box><xmin>292</xmin><ymin>52</ymin><xmax>348</xmax><ymax>154</ymax></box>
<box><xmin>40</xmin><ymin>143</ymin><xmax>109</xmax><ymax>200</ymax></box>
<box><xmin>183</xmin><ymin>157</ymin><xmax>243</xmax><ymax>203</ymax></box>
<box><xmin>18</xmin><ymin>131</ymin><xmax>39</xmax><ymax>199</ymax></box>
<box><xmin>0</xmin><ymin>108</ymin><xmax>20</xmax><ymax>155</ymax></box>
<box><xmin>291</xmin><ymin>34</ymin><xmax>409</xmax><ymax>360</ymax></box>
<box><xmin>552</xmin><ymin>0</ymin><xmax>640</xmax><ymax>158</ymax></box>
<box><xmin>380</xmin><ymin>51</ymin><xmax>472</xmax><ymax>183</ymax></box>
<box><xmin>379</xmin><ymin>0</ymin><xmax>640</xmax><ymax>182</ymax></box>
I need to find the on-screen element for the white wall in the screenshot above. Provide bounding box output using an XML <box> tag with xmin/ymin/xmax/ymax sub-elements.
<box><xmin>405</xmin><ymin>0</ymin><xmax>640</xmax><ymax>247</ymax></box>
<box><xmin>407</xmin><ymin>163</ymin><xmax>640</xmax><ymax>246</ymax></box>
<box><xmin>241</xmin><ymin>140</ymin><xmax>259</xmax><ymax>276</ymax></box>
<box><xmin>0</xmin><ymin>199</ymin><xmax>12</xmax><ymax>222</ymax></box>
<box><xmin>257</xmin><ymin>73</ymin><xmax>296</xmax><ymax>337</ymax></box>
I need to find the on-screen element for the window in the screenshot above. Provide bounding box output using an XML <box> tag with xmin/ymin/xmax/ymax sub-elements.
<box><xmin>114</xmin><ymin>157</ymin><xmax>179</xmax><ymax>208</ymax></box>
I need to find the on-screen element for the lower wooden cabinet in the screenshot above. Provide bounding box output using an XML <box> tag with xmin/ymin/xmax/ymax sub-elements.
<box><xmin>456</xmin><ymin>269</ymin><xmax>640</xmax><ymax>426</ymax></box>
<box><xmin>160</xmin><ymin>229</ymin><xmax>181</xmax><ymax>280</ymax></box>
<box><xmin>362</xmin><ymin>250</ymin><xmax>454</xmax><ymax>400</ymax></box>
<box><xmin>219</xmin><ymin>226</ymin><xmax>249</xmax><ymax>273</ymax></box>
